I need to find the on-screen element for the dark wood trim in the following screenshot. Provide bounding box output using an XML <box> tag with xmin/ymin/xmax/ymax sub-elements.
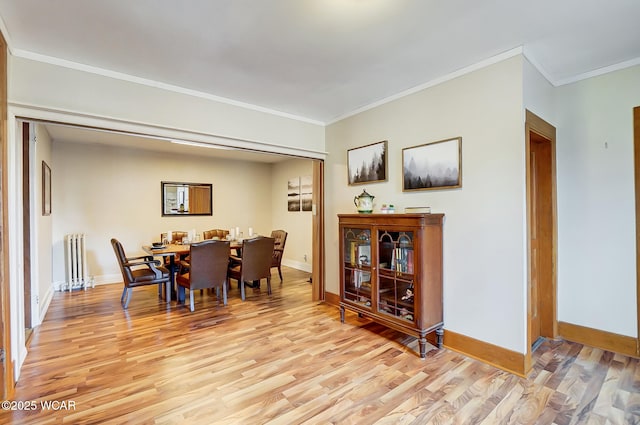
<box><xmin>22</xmin><ymin>123</ymin><xmax>32</xmax><ymax>330</ymax></box>
<box><xmin>312</xmin><ymin>160</ymin><xmax>325</xmax><ymax>301</ymax></box>
<box><xmin>558</xmin><ymin>321</ymin><xmax>637</xmax><ymax>358</ymax></box>
<box><xmin>323</xmin><ymin>291</ymin><xmax>340</xmax><ymax>307</ymax></box>
<box><xmin>443</xmin><ymin>329</ymin><xmax>526</xmax><ymax>377</ymax></box>
<box><xmin>634</xmin><ymin>106</ymin><xmax>640</xmax><ymax>357</ymax></box>
<box><xmin>0</xmin><ymin>29</ymin><xmax>13</xmax><ymax>399</ymax></box>
<box><xmin>524</xmin><ymin>110</ymin><xmax>558</xmax><ymax>374</ymax></box>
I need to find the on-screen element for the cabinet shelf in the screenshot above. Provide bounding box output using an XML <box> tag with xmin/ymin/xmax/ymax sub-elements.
<box><xmin>339</xmin><ymin>213</ymin><xmax>444</xmax><ymax>358</ymax></box>
<box><xmin>379</xmin><ymin>268</ymin><xmax>414</xmax><ymax>281</ymax></box>
<box><xmin>379</xmin><ymin>294</ymin><xmax>414</xmax><ymax>309</ymax></box>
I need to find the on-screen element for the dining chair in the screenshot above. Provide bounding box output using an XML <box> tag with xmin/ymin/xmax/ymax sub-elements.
<box><xmin>160</xmin><ymin>231</ymin><xmax>189</xmax><ymax>266</ymax></box>
<box><xmin>203</xmin><ymin>229</ymin><xmax>229</xmax><ymax>240</ymax></box>
<box><xmin>160</xmin><ymin>231</ymin><xmax>188</xmax><ymax>244</ymax></box>
<box><xmin>228</xmin><ymin>236</ymin><xmax>275</xmax><ymax>301</ymax></box>
<box><xmin>176</xmin><ymin>239</ymin><xmax>230</xmax><ymax>311</ymax></box>
<box><xmin>111</xmin><ymin>238</ymin><xmax>171</xmax><ymax>308</ymax></box>
<box><xmin>270</xmin><ymin>229</ymin><xmax>288</xmax><ymax>281</ymax></box>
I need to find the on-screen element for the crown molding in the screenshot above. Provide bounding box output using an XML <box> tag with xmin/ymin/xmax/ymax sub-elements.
<box><xmin>326</xmin><ymin>46</ymin><xmax>525</xmax><ymax>125</ymax></box>
<box><xmin>11</xmin><ymin>48</ymin><xmax>325</xmax><ymax>127</ymax></box>
<box><xmin>554</xmin><ymin>56</ymin><xmax>640</xmax><ymax>86</ymax></box>
<box><xmin>521</xmin><ymin>47</ymin><xmax>556</xmax><ymax>86</ymax></box>
<box><xmin>6</xmin><ymin>31</ymin><xmax>640</xmax><ymax>127</ymax></box>
<box><xmin>0</xmin><ymin>14</ymin><xmax>14</xmax><ymax>54</ymax></box>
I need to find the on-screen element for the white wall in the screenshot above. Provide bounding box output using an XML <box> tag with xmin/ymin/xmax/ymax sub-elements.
<box><xmin>555</xmin><ymin>65</ymin><xmax>640</xmax><ymax>337</ymax></box>
<box><xmin>271</xmin><ymin>158</ymin><xmax>313</xmax><ymax>272</ymax></box>
<box><xmin>9</xmin><ymin>56</ymin><xmax>325</xmax><ymax>155</ymax></box>
<box><xmin>523</xmin><ymin>57</ymin><xmax>556</xmax><ymax>125</ymax></box>
<box><xmin>51</xmin><ymin>141</ymin><xmax>274</xmax><ymax>287</ymax></box>
<box><xmin>33</xmin><ymin>124</ymin><xmax>53</xmax><ymax>320</ymax></box>
<box><xmin>326</xmin><ymin>56</ymin><xmax>527</xmax><ymax>353</ymax></box>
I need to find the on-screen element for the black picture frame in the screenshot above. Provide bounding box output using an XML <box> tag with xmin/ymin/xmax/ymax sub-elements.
<box><xmin>161</xmin><ymin>181</ymin><xmax>213</xmax><ymax>216</ymax></box>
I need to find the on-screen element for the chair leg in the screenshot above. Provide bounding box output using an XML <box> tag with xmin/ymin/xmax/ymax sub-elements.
<box><xmin>165</xmin><ymin>282</ymin><xmax>171</xmax><ymax>305</ymax></box>
<box><xmin>240</xmin><ymin>278</ymin><xmax>246</xmax><ymax>301</ymax></box>
<box><xmin>123</xmin><ymin>288</ymin><xmax>133</xmax><ymax>309</ymax></box>
<box><xmin>267</xmin><ymin>276</ymin><xmax>272</xmax><ymax>295</ymax></box>
<box><xmin>223</xmin><ymin>280</ymin><xmax>228</xmax><ymax>306</ymax></box>
<box><xmin>189</xmin><ymin>290</ymin><xmax>195</xmax><ymax>312</ymax></box>
<box><xmin>121</xmin><ymin>287</ymin><xmax>127</xmax><ymax>303</ymax></box>
<box><xmin>278</xmin><ymin>266</ymin><xmax>283</xmax><ymax>282</ymax></box>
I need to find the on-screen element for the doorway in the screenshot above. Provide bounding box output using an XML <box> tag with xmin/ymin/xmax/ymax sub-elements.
<box><xmin>525</xmin><ymin>110</ymin><xmax>557</xmax><ymax>355</ymax></box>
<box><xmin>0</xmin><ymin>29</ymin><xmax>10</xmax><ymax>400</ymax></box>
<box><xmin>20</xmin><ymin>118</ymin><xmax>325</xmax><ymax>307</ymax></box>
<box><xmin>21</xmin><ymin>122</ymin><xmax>33</xmax><ymax>341</ymax></box>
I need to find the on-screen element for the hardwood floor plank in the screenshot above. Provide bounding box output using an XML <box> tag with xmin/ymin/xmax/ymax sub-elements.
<box><xmin>1</xmin><ymin>267</ymin><xmax>639</xmax><ymax>424</ymax></box>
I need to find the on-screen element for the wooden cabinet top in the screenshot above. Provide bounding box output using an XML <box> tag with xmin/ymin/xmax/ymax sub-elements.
<box><xmin>338</xmin><ymin>213</ymin><xmax>444</xmax><ymax>226</ymax></box>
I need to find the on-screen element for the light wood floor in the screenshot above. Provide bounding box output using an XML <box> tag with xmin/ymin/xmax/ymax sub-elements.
<box><xmin>2</xmin><ymin>267</ymin><xmax>639</xmax><ymax>424</ymax></box>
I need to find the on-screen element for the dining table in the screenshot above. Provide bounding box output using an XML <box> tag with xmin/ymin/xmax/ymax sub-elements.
<box><xmin>142</xmin><ymin>240</ymin><xmax>243</xmax><ymax>302</ymax></box>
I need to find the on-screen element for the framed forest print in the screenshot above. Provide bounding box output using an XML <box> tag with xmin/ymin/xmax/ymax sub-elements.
<box><xmin>347</xmin><ymin>140</ymin><xmax>387</xmax><ymax>185</ymax></box>
<box><xmin>403</xmin><ymin>137</ymin><xmax>461</xmax><ymax>191</ymax></box>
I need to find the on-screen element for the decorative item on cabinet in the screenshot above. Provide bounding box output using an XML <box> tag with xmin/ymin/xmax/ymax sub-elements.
<box><xmin>353</xmin><ymin>189</ymin><xmax>375</xmax><ymax>213</ymax></box>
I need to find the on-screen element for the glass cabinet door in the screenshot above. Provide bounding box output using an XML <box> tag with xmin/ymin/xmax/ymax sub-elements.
<box><xmin>342</xmin><ymin>227</ymin><xmax>372</xmax><ymax>309</ymax></box>
<box><xmin>377</xmin><ymin>230</ymin><xmax>415</xmax><ymax>322</ymax></box>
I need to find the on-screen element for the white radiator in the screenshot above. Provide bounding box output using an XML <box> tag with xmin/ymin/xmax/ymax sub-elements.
<box><xmin>64</xmin><ymin>233</ymin><xmax>90</xmax><ymax>291</ymax></box>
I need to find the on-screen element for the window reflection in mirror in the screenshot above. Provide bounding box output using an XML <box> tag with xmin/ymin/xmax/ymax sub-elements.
<box><xmin>162</xmin><ymin>182</ymin><xmax>212</xmax><ymax>216</ymax></box>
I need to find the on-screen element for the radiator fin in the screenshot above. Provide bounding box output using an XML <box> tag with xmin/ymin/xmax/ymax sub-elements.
<box><xmin>64</xmin><ymin>233</ymin><xmax>91</xmax><ymax>291</ymax></box>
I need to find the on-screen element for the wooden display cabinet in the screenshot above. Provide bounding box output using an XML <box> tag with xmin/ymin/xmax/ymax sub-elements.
<box><xmin>338</xmin><ymin>213</ymin><xmax>444</xmax><ymax>358</ymax></box>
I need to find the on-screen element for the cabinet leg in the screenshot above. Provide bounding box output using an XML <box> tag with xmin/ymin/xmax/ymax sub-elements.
<box><xmin>419</xmin><ymin>337</ymin><xmax>427</xmax><ymax>359</ymax></box>
<box><xmin>436</xmin><ymin>327</ymin><xmax>444</xmax><ymax>349</ymax></box>
<box><xmin>339</xmin><ymin>306</ymin><xmax>345</xmax><ymax>323</ymax></box>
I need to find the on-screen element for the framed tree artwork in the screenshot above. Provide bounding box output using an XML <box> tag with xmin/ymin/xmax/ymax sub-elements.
<box><xmin>300</xmin><ymin>175</ymin><xmax>312</xmax><ymax>211</ymax></box>
<box><xmin>287</xmin><ymin>177</ymin><xmax>301</xmax><ymax>211</ymax></box>
<box><xmin>402</xmin><ymin>137</ymin><xmax>461</xmax><ymax>191</ymax></box>
<box><xmin>287</xmin><ymin>175</ymin><xmax>313</xmax><ymax>212</ymax></box>
<box><xmin>347</xmin><ymin>140</ymin><xmax>387</xmax><ymax>185</ymax></box>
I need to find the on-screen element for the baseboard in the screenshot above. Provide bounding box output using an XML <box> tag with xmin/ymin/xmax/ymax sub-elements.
<box><xmin>558</xmin><ymin>321</ymin><xmax>638</xmax><ymax>357</ymax></box>
<box><xmin>53</xmin><ymin>274</ymin><xmax>120</xmax><ymax>291</ymax></box>
<box><xmin>323</xmin><ymin>291</ymin><xmax>340</xmax><ymax>306</ymax></box>
<box><xmin>93</xmin><ymin>274</ymin><xmax>121</xmax><ymax>286</ymax></box>
<box><xmin>323</xmin><ymin>293</ymin><xmax>525</xmax><ymax>375</ymax></box>
<box><xmin>282</xmin><ymin>259</ymin><xmax>312</xmax><ymax>273</ymax></box>
<box><xmin>443</xmin><ymin>330</ymin><xmax>526</xmax><ymax>377</ymax></box>
<box><xmin>38</xmin><ymin>285</ymin><xmax>54</xmax><ymax>324</ymax></box>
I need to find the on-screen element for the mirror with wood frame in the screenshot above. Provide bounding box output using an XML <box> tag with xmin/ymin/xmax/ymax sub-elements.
<box><xmin>161</xmin><ymin>181</ymin><xmax>212</xmax><ymax>216</ymax></box>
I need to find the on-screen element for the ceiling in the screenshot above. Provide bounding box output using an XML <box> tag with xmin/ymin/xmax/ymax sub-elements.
<box><xmin>43</xmin><ymin>124</ymin><xmax>288</xmax><ymax>163</ymax></box>
<box><xmin>2</xmin><ymin>0</ymin><xmax>640</xmax><ymax>159</ymax></box>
